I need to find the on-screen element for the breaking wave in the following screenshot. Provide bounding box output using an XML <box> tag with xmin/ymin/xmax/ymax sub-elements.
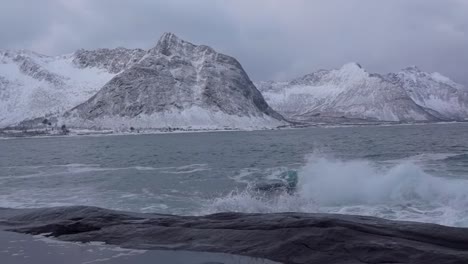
<box><xmin>204</xmin><ymin>154</ymin><xmax>468</xmax><ymax>227</ymax></box>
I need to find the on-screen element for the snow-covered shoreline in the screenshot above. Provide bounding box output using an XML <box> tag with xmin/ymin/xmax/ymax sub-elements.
<box><xmin>0</xmin><ymin>126</ymin><xmax>285</xmax><ymax>139</ymax></box>
<box><xmin>1</xmin><ymin>120</ymin><xmax>466</xmax><ymax>140</ymax></box>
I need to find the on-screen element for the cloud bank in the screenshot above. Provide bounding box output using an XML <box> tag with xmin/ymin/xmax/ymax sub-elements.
<box><xmin>1</xmin><ymin>0</ymin><xmax>467</xmax><ymax>84</ymax></box>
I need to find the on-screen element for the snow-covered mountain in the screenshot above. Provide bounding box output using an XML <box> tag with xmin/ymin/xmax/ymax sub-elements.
<box><xmin>2</xmin><ymin>33</ymin><xmax>466</xmax><ymax>131</ymax></box>
<box><xmin>257</xmin><ymin>63</ymin><xmax>468</xmax><ymax>123</ymax></box>
<box><xmin>0</xmin><ymin>48</ymin><xmax>144</xmax><ymax>127</ymax></box>
<box><xmin>63</xmin><ymin>33</ymin><xmax>285</xmax><ymax>130</ymax></box>
<box><xmin>388</xmin><ymin>66</ymin><xmax>468</xmax><ymax>121</ymax></box>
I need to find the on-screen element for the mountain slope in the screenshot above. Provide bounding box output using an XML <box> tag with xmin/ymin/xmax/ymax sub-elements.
<box><xmin>257</xmin><ymin>63</ymin><xmax>439</xmax><ymax>122</ymax></box>
<box><xmin>63</xmin><ymin>33</ymin><xmax>285</xmax><ymax>130</ymax></box>
<box><xmin>387</xmin><ymin>66</ymin><xmax>468</xmax><ymax>120</ymax></box>
<box><xmin>0</xmin><ymin>48</ymin><xmax>144</xmax><ymax>127</ymax></box>
<box><xmin>258</xmin><ymin>63</ymin><xmax>467</xmax><ymax>123</ymax></box>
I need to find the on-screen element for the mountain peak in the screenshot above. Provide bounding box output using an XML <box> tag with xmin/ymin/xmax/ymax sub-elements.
<box><xmin>335</xmin><ymin>62</ymin><xmax>367</xmax><ymax>80</ymax></box>
<box><xmin>153</xmin><ymin>32</ymin><xmax>195</xmax><ymax>56</ymax></box>
<box><xmin>341</xmin><ymin>62</ymin><xmax>364</xmax><ymax>70</ymax></box>
<box><xmin>158</xmin><ymin>32</ymin><xmax>183</xmax><ymax>46</ymax></box>
<box><xmin>66</xmin><ymin>33</ymin><xmax>285</xmax><ymax>130</ymax></box>
<box><xmin>402</xmin><ymin>65</ymin><xmax>421</xmax><ymax>72</ymax></box>
<box><xmin>338</xmin><ymin>63</ymin><xmax>367</xmax><ymax>74</ymax></box>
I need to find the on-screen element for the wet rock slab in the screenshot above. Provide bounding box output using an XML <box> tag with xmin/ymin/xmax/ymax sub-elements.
<box><xmin>0</xmin><ymin>230</ymin><xmax>275</xmax><ymax>264</ymax></box>
<box><xmin>1</xmin><ymin>206</ymin><xmax>468</xmax><ymax>264</ymax></box>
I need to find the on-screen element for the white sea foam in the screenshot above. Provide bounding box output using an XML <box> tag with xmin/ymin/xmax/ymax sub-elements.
<box><xmin>147</xmin><ymin>164</ymin><xmax>211</xmax><ymax>174</ymax></box>
<box><xmin>204</xmin><ymin>154</ymin><xmax>468</xmax><ymax>227</ymax></box>
<box><xmin>0</xmin><ymin>163</ymin><xmax>210</xmax><ymax>181</ymax></box>
<box><xmin>229</xmin><ymin>166</ymin><xmax>296</xmax><ymax>184</ymax></box>
<box><xmin>384</xmin><ymin>153</ymin><xmax>463</xmax><ymax>164</ymax></box>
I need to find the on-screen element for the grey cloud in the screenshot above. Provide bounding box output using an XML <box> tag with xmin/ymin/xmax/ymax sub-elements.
<box><xmin>0</xmin><ymin>0</ymin><xmax>467</xmax><ymax>85</ymax></box>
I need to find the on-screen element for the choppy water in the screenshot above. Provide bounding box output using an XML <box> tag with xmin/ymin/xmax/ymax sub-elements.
<box><xmin>1</xmin><ymin>123</ymin><xmax>468</xmax><ymax>226</ymax></box>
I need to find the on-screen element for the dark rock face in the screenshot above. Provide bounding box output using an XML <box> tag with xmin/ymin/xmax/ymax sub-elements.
<box><xmin>72</xmin><ymin>47</ymin><xmax>146</xmax><ymax>74</ymax></box>
<box><xmin>0</xmin><ymin>76</ymin><xmax>9</xmax><ymax>100</ymax></box>
<box><xmin>2</xmin><ymin>206</ymin><xmax>468</xmax><ymax>264</ymax></box>
<box><xmin>14</xmin><ymin>56</ymin><xmax>67</xmax><ymax>86</ymax></box>
<box><xmin>67</xmin><ymin>33</ymin><xmax>284</xmax><ymax>128</ymax></box>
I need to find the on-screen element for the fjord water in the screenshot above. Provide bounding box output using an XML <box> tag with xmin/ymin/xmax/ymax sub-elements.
<box><xmin>1</xmin><ymin>123</ymin><xmax>467</xmax><ymax>227</ymax></box>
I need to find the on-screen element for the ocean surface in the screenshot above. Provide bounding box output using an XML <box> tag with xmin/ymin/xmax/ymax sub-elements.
<box><xmin>1</xmin><ymin>123</ymin><xmax>468</xmax><ymax>227</ymax></box>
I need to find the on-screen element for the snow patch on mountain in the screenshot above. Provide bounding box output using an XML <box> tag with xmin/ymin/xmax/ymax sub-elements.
<box><xmin>0</xmin><ymin>48</ymin><xmax>142</xmax><ymax>127</ymax></box>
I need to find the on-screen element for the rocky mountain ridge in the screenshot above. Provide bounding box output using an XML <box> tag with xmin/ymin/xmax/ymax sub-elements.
<box><xmin>1</xmin><ymin>34</ymin><xmax>467</xmax><ymax>131</ymax></box>
<box><xmin>257</xmin><ymin>63</ymin><xmax>468</xmax><ymax>123</ymax></box>
<box><xmin>63</xmin><ymin>33</ymin><xmax>285</xmax><ymax>130</ymax></box>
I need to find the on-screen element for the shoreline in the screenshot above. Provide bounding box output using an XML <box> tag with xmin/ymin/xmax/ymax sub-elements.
<box><xmin>1</xmin><ymin>121</ymin><xmax>467</xmax><ymax>140</ymax></box>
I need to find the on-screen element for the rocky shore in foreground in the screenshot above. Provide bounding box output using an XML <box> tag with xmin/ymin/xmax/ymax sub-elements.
<box><xmin>1</xmin><ymin>206</ymin><xmax>468</xmax><ymax>264</ymax></box>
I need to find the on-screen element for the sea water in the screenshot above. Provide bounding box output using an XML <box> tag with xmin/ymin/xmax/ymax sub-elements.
<box><xmin>1</xmin><ymin>123</ymin><xmax>467</xmax><ymax>227</ymax></box>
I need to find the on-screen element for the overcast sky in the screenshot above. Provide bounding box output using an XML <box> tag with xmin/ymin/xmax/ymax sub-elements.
<box><xmin>1</xmin><ymin>0</ymin><xmax>467</xmax><ymax>84</ymax></box>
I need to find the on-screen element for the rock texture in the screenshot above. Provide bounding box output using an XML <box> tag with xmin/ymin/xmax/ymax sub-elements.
<box><xmin>64</xmin><ymin>33</ymin><xmax>285</xmax><ymax>130</ymax></box>
<box><xmin>2</xmin><ymin>206</ymin><xmax>468</xmax><ymax>264</ymax></box>
<box><xmin>72</xmin><ymin>47</ymin><xmax>146</xmax><ymax>74</ymax></box>
<box><xmin>0</xmin><ymin>33</ymin><xmax>285</xmax><ymax>131</ymax></box>
<box><xmin>257</xmin><ymin>63</ymin><xmax>468</xmax><ymax>123</ymax></box>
